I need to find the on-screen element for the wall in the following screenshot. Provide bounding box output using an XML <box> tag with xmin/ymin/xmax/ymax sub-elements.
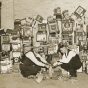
<box><xmin>1</xmin><ymin>0</ymin><xmax>14</xmax><ymax>30</ymax></box>
<box><xmin>1</xmin><ymin>0</ymin><xmax>88</xmax><ymax>29</ymax></box>
<box><xmin>14</xmin><ymin>0</ymin><xmax>88</xmax><ymax>19</ymax></box>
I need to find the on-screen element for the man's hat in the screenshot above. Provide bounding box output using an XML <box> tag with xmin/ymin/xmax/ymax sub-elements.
<box><xmin>32</xmin><ymin>43</ymin><xmax>41</xmax><ymax>48</ymax></box>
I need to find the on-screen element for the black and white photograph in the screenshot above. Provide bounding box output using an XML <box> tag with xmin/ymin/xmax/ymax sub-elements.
<box><xmin>0</xmin><ymin>0</ymin><xmax>88</xmax><ymax>88</ymax></box>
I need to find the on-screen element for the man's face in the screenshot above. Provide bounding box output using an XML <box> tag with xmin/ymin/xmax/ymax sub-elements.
<box><xmin>60</xmin><ymin>47</ymin><xmax>67</xmax><ymax>54</ymax></box>
<box><xmin>33</xmin><ymin>48</ymin><xmax>39</xmax><ymax>53</ymax></box>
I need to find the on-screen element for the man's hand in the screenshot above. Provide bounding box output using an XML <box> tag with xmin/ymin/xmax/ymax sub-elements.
<box><xmin>57</xmin><ymin>62</ymin><xmax>62</xmax><ymax>65</ymax></box>
<box><xmin>53</xmin><ymin>61</ymin><xmax>58</xmax><ymax>67</ymax></box>
<box><xmin>45</xmin><ymin>64</ymin><xmax>50</xmax><ymax>68</ymax></box>
<box><xmin>46</xmin><ymin>62</ymin><xmax>51</xmax><ymax>65</ymax></box>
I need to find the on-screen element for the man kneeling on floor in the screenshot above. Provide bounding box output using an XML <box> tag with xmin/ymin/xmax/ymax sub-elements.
<box><xmin>19</xmin><ymin>44</ymin><xmax>49</xmax><ymax>78</ymax></box>
<box><xmin>53</xmin><ymin>43</ymin><xmax>82</xmax><ymax>78</ymax></box>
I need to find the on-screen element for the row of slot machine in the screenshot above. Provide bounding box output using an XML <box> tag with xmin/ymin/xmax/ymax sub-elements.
<box><xmin>0</xmin><ymin>31</ymin><xmax>32</xmax><ymax>73</ymax></box>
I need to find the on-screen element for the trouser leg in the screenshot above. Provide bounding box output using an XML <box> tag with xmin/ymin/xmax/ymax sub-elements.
<box><xmin>60</xmin><ymin>56</ymin><xmax>82</xmax><ymax>77</ymax></box>
<box><xmin>19</xmin><ymin>64</ymin><xmax>41</xmax><ymax>77</ymax></box>
<box><xmin>61</xmin><ymin>63</ymin><xmax>77</xmax><ymax>77</ymax></box>
<box><xmin>61</xmin><ymin>63</ymin><xmax>69</xmax><ymax>71</ymax></box>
